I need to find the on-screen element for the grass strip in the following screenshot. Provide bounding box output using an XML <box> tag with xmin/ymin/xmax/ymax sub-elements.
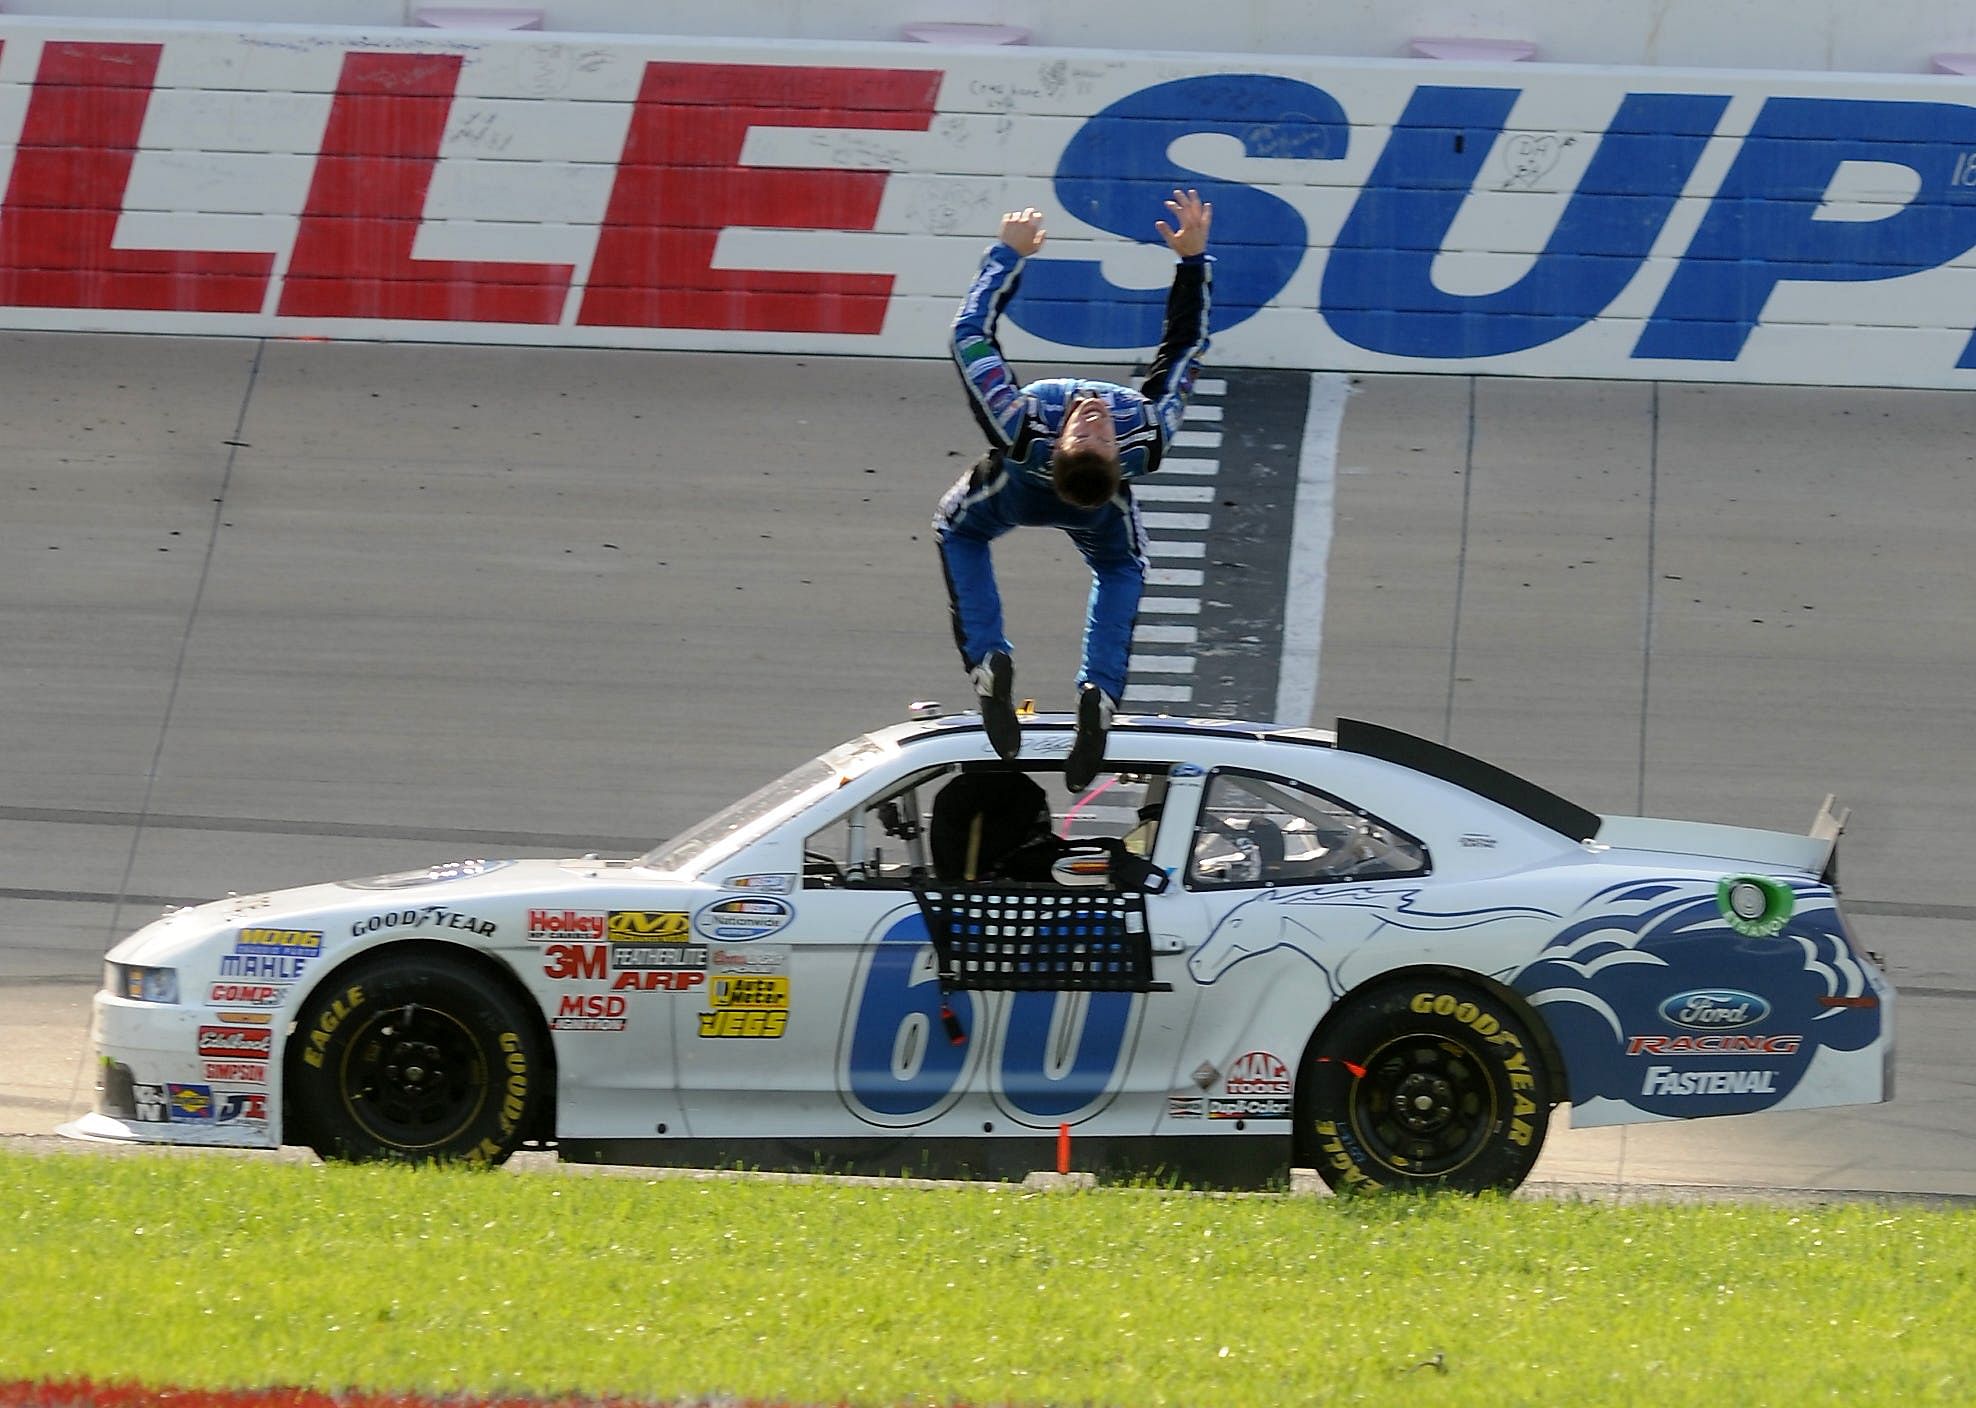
<box><xmin>3</xmin><ymin>1149</ymin><xmax>1972</xmax><ymax>1407</ymax></box>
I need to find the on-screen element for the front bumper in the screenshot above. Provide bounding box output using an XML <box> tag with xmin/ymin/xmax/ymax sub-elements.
<box><xmin>61</xmin><ymin>988</ymin><xmax>281</xmax><ymax>1150</ymax></box>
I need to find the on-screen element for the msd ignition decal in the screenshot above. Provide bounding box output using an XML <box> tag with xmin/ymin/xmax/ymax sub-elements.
<box><xmin>694</xmin><ymin>897</ymin><xmax>793</xmax><ymax>941</ymax></box>
<box><xmin>839</xmin><ymin>910</ymin><xmax>1141</xmax><ymax>1128</ymax></box>
<box><xmin>552</xmin><ymin>993</ymin><xmax>629</xmax><ymax>1032</ymax></box>
<box><xmin>1515</xmin><ymin>879</ymin><xmax>1881</xmax><ymax>1118</ymax></box>
<box><xmin>350</xmin><ymin>906</ymin><xmax>495</xmax><ymax>938</ymax></box>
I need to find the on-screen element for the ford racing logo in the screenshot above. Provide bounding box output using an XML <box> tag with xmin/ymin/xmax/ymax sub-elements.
<box><xmin>1660</xmin><ymin>989</ymin><xmax>1770</xmax><ymax>1030</ymax></box>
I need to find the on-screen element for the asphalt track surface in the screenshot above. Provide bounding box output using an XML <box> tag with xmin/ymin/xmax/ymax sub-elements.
<box><xmin>2</xmin><ymin>332</ymin><xmax>1971</xmax><ymax>1199</ymax></box>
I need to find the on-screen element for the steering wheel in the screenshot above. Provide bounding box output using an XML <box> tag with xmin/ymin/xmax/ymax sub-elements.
<box><xmin>1199</xmin><ymin>815</ymin><xmax>1286</xmax><ymax>883</ymax></box>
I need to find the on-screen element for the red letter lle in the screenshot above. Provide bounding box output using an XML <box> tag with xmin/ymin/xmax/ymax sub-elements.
<box><xmin>579</xmin><ymin>62</ymin><xmax>938</xmax><ymax>333</ymax></box>
<box><xmin>278</xmin><ymin>51</ymin><xmax>574</xmax><ymax>323</ymax></box>
<box><xmin>0</xmin><ymin>41</ymin><xmax>275</xmax><ymax>312</ymax></box>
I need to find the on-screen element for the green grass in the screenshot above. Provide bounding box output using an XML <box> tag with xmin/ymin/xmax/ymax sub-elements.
<box><xmin>3</xmin><ymin>1150</ymin><xmax>1972</xmax><ymax>1407</ymax></box>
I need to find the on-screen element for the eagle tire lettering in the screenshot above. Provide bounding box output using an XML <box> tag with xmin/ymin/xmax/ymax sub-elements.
<box><xmin>289</xmin><ymin>955</ymin><xmax>544</xmax><ymax>1166</ymax></box>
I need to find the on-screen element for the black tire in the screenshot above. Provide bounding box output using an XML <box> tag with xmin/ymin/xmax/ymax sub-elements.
<box><xmin>289</xmin><ymin>953</ymin><xmax>545</xmax><ymax>1165</ymax></box>
<box><xmin>1299</xmin><ymin>977</ymin><xmax>1552</xmax><ymax>1194</ymax></box>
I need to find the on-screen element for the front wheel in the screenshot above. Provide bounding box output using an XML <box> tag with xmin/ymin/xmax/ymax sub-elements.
<box><xmin>1299</xmin><ymin>978</ymin><xmax>1553</xmax><ymax>1194</ymax></box>
<box><xmin>288</xmin><ymin>953</ymin><xmax>546</xmax><ymax>1165</ymax></box>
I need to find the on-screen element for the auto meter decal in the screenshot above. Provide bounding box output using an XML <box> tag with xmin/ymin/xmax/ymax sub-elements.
<box><xmin>1514</xmin><ymin>878</ymin><xmax>1882</xmax><ymax>1118</ymax></box>
<box><xmin>694</xmin><ymin>896</ymin><xmax>793</xmax><ymax>941</ymax></box>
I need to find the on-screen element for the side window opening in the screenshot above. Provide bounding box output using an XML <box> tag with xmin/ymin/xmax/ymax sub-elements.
<box><xmin>802</xmin><ymin>765</ymin><xmax>1171</xmax><ymax>890</ymax></box>
<box><xmin>1187</xmin><ymin>769</ymin><xmax>1428</xmax><ymax>890</ymax></box>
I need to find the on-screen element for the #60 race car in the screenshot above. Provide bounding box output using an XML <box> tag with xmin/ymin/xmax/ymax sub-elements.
<box><xmin>64</xmin><ymin>713</ymin><xmax>1894</xmax><ymax>1193</ymax></box>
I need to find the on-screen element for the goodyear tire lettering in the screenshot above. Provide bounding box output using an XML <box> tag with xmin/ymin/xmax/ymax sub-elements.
<box><xmin>1305</xmin><ymin>980</ymin><xmax>1554</xmax><ymax>1194</ymax></box>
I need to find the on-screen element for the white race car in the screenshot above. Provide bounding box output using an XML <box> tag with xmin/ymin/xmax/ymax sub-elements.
<box><xmin>65</xmin><ymin>712</ymin><xmax>1893</xmax><ymax>1193</ymax></box>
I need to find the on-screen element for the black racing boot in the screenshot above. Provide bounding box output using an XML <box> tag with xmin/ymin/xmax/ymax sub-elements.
<box><xmin>1065</xmin><ymin>684</ymin><xmax>1116</xmax><ymax>792</ymax></box>
<box><xmin>971</xmin><ymin>651</ymin><xmax>1020</xmax><ymax>760</ymax></box>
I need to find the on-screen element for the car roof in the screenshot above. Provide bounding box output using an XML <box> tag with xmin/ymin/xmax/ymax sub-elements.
<box><xmin>868</xmin><ymin>709</ymin><xmax>1600</xmax><ymax>842</ymax></box>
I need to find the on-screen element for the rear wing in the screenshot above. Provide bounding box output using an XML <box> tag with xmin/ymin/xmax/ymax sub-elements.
<box><xmin>1597</xmin><ymin>794</ymin><xmax>1849</xmax><ymax>883</ymax></box>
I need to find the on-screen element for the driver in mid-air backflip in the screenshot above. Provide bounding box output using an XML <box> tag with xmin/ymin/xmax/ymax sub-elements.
<box><xmin>936</xmin><ymin>189</ymin><xmax>1214</xmax><ymax>791</ymax></box>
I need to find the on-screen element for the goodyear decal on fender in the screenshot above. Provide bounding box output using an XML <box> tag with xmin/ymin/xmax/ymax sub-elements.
<box><xmin>694</xmin><ymin>896</ymin><xmax>792</xmax><ymax>941</ymax></box>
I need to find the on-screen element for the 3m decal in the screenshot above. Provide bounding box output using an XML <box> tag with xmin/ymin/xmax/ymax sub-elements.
<box><xmin>543</xmin><ymin>943</ymin><xmax>607</xmax><ymax>981</ymax></box>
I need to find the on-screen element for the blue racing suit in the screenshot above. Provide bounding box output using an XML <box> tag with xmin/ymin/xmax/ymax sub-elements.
<box><xmin>936</xmin><ymin>242</ymin><xmax>1213</xmax><ymax>702</ymax></box>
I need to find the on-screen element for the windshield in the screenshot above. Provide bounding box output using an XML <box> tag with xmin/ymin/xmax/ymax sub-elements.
<box><xmin>638</xmin><ymin>736</ymin><xmax>891</xmax><ymax>873</ymax></box>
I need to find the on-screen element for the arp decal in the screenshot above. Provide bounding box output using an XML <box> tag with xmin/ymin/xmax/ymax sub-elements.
<box><xmin>694</xmin><ymin>896</ymin><xmax>793</xmax><ymax>941</ymax></box>
<box><xmin>1516</xmin><ymin>879</ymin><xmax>1881</xmax><ymax>1117</ymax></box>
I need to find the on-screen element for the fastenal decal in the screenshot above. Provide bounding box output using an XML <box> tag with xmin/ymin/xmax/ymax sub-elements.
<box><xmin>1642</xmin><ymin>1067</ymin><xmax>1780</xmax><ymax>1097</ymax></box>
<box><xmin>1660</xmin><ymin>990</ymin><xmax>1772</xmax><ymax>1030</ymax></box>
<box><xmin>233</xmin><ymin>928</ymin><xmax>323</xmax><ymax>957</ymax></box>
<box><xmin>694</xmin><ymin>896</ymin><xmax>793</xmax><ymax>941</ymax></box>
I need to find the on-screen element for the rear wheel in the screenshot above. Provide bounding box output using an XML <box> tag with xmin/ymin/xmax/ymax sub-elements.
<box><xmin>288</xmin><ymin>953</ymin><xmax>544</xmax><ymax>1165</ymax></box>
<box><xmin>1299</xmin><ymin>977</ymin><xmax>1552</xmax><ymax>1194</ymax></box>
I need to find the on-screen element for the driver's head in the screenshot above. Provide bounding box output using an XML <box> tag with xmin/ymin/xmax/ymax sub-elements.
<box><xmin>1050</xmin><ymin>395</ymin><xmax>1122</xmax><ymax>508</ymax></box>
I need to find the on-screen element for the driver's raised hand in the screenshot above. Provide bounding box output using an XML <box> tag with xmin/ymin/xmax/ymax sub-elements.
<box><xmin>999</xmin><ymin>207</ymin><xmax>1046</xmax><ymax>257</ymax></box>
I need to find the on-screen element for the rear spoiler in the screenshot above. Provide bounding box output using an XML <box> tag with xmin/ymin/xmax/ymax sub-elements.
<box><xmin>1597</xmin><ymin>794</ymin><xmax>1849</xmax><ymax>883</ymax></box>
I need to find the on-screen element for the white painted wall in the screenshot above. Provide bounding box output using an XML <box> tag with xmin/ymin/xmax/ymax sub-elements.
<box><xmin>5</xmin><ymin>17</ymin><xmax>1976</xmax><ymax>387</ymax></box>
<box><xmin>12</xmin><ymin>0</ymin><xmax>1976</xmax><ymax>74</ymax></box>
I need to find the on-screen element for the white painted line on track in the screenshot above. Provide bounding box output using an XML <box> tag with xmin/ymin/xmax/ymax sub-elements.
<box><xmin>1142</xmin><ymin>511</ymin><xmax>1210</xmax><ymax>531</ymax></box>
<box><xmin>1133</xmin><ymin>655</ymin><xmax>1197</xmax><ymax>674</ymax></box>
<box><xmin>1138</xmin><ymin>596</ymin><xmax>1201</xmax><ymax>614</ymax></box>
<box><xmin>1183</xmin><ymin>404</ymin><xmax>1224</xmax><ymax>422</ymax></box>
<box><xmin>1157</xmin><ymin>458</ymin><xmax>1220</xmax><ymax>475</ymax></box>
<box><xmin>1273</xmin><ymin>372</ymin><xmax>1349</xmax><ymax>727</ymax></box>
<box><xmin>1145</xmin><ymin>539</ymin><xmax>1205</xmax><ymax>558</ymax></box>
<box><xmin>1133</xmin><ymin>623</ymin><xmax>1199</xmax><ymax>644</ymax></box>
<box><xmin>1172</xmin><ymin>429</ymin><xmax>1222</xmax><ymax>448</ymax></box>
<box><xmin>1193</xmin><ymin>378</ymin><xmax>1227</xmax><ymax>396</ymax></box>
<box><xmin>1147</xmin><ymin>567</ymin><xmax>1204</xmax><ymax>586</ymax></box>
<box><xmin>1124</xmin><ymin>684</ymin><xmax>1194</xmax><ymax>703</ymax></box>
<box><xmin>1132</xmin><ymin>482</ymin><xmax>1215</xmax><ymax>502</ymax></box>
